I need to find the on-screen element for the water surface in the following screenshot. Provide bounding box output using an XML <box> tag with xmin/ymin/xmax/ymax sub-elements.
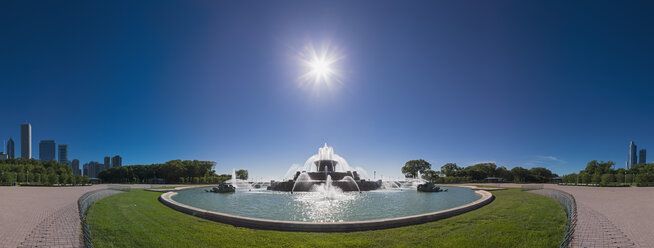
<box><xmin>172</xmin><ymin>186</ymin><xmax>481</xmax><ymax>222</ymax></box>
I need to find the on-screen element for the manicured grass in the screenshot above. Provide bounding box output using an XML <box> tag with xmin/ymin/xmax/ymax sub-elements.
<box><xmin>150</xmin><ymin>186</ymin><xmax>178</xmax><ymax>189</ymax></box>
<box><xmin>87</xmin><ymin>189</ymin><xmax>566</xmax><ymax>248</ymax></box>
<box><xmin>470</xmin><ymin>185</ymin><xmax>505</xmax><ymax>188</ymax></box>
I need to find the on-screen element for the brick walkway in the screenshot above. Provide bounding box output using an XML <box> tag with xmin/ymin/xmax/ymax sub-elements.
<box><xmin>0</xmin><ymin>185</ymin><xmax>108</xmax><ymax>248</ymax></box>
<box><xmin>0</xmin><ymin>184</ymin><xmax>178</xmax><ymax>248</ymax></box>
<box><xmin>473</xmin><ymin>183</ymin><xmax>654</xmax><ymax>248</ymax></box>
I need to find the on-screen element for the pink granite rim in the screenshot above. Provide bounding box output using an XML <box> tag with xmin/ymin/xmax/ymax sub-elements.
<box><xmin>158</xmin><ymin>189</ymin><xmax>494</xmax><ymax>232</ymax></box>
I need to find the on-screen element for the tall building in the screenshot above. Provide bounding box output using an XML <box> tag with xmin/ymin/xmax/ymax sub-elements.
<box><xmin>111</xmin><ymin>155</ymin><xmax>122</xmax><ymax>167</ymax></box>
<box><xmin>639</xmin><ymin>149</ymin><xmax>647</xmax><ymax>164</ymax></box>
<box><xmin>39</xmin><ymin>140</ymin><xmax>56</xmax><ymax>161</ymax></box>
<box><xmin>6</xmin><ymin>138</ymin><xmax>14</xmax><ymax>159</ymax></box>
<box><xmin>83</xmin><ymin>163</ymin><xmax>89</xmax><ymax>177</ymax></box>
<box><xmin>58</xmin><ymin>144</ymin><xmax>68</xmax><ymax>165</ymax></box>
<box><xmin>104</xmin><ymin>156</ymin><xmax>111</xmax><ymax>170</ymax></box>
<box><xmin>627</xmin><ymin>141</ymin><xmax>638</xmax><ymax>169</ymax></box>
<box><xmin>71</xmin><ymin>159</ymin><xmax>80</xmax><ymax>175</ymax></box>
<box><xmin>20</xmin><ymin>123</ymin><xmax>31</xmax><ymax>159</ymax></box>
<box><xmin>87</xmin><ymin>161</ymin><xmax>104</xmax><ymax>178</ymax></box>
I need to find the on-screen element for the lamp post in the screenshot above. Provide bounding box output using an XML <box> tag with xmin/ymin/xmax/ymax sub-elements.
<box><xmin>26</xmin><ymin>169</ymin><xmax>29</xmax><ymax>184</ymax></box>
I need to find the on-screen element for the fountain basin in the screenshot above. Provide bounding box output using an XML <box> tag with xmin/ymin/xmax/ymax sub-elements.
<box><xmin>160</xmin><ymin>187</ymin><xmax>493</xmax><ymax>232</ymax></box>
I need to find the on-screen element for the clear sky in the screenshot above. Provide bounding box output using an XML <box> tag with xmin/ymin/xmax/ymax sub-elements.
<box><xmin>1</xmin><ymin>1</ymin><xmax>653</xmax><ymax>180</ymax></box>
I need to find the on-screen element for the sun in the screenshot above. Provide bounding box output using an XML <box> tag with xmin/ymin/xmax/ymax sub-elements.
<box><xmin>309</xmin><ymin>56</ymin><xmax>333</xmax><ymax>82</ymax></box>
<box><xmin>298</xmin><ymin>43</ymin><xmax>344</xmax><ymax>89</ymax></box>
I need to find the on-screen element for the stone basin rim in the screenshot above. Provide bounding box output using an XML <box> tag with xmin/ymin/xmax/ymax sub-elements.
<box><xmin>158</xmin><ymin>187</ymin><xmax>495</xmax><ymax>232</ymax></box>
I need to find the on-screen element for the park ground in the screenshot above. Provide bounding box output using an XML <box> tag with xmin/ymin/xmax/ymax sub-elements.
<box><xmin>87</xmin><ymin>188</ymin><xmax>565</xmax><ymax>248</ymax></box>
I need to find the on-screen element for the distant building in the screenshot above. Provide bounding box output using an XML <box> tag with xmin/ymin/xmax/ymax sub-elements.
<box><xmin>638</xmin><ymin>149</ymin><xmax>647</xmax><ymax>164</ymax></box>
<box><xmin>104</xmin><ymin>156</ymin><xmax>111</xmax><ymax>170</ymax></box>
<box><xmin>83</xmin><ymin>163</ymin><xmax>89</xmax><ymax>177</ymax></box>
<box><xmin>58</xmin><ymin>144</ymin><xmax>69</xmax><ymax>165</ymax></box>
<box><xmin>0</xmin><ymin>152</ymin><xmax>8</xmax><ymax>159</ymax></box>
<box><xmin>627</xmin><ymin>141</ymin><xmax>638</xmax><ymax>169</ymax></box>
<box><xmin>87</xmin><ymin>161</ymin><xmax>104</xmax><ymax>178</ymax></box>
<box><xmin>71</xmin><ymin>159</ymin><xmax>80</xmax><ymax>175</ymax></box>
<box><xmin>111</xmin><ymin>155</ymin><xmax>122</xmax><ymax>168</ymax></box>
<box><xmin>39</xmin><ymin>140</ymin><xmax>56</xmax><ymax>161</ymax></box>
<box><xmin>7</xmin><ymin>138</ymin><xmax>14</xmax><ymax>159</ymax></box>
<box><xmin>20</xmin><ymin>123</ymin><xmax>31</xmax><ymax>159</ymax></box>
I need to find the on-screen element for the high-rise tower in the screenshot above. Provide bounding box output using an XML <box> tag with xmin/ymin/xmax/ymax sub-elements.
<box><xmin>58</xmin><ymin>144</ymin><xmax>68</xmax><ymax>165</ymax></box>
<box><xmin>111</xmin><ymin>155</ymin><xmax>122</xmax><ymax>167</ymax></box>
<box><xmin>638</xmin><ymin>149</ymin><xmax>647</xmax><ymax>164</ymax></box>
<box><xmin>20</xmin><ymin>123</ymin><xmax>31</xmax><ymax>159</ymax></box>
<box><xmin>39</xmin><ymin>140</ymin><xmax>56</xmax><ymax>161</ymax></box>
<box><xmin>104</xmin><ymin>156</ymin><xmax>111</xmax><ymax>170</ymax></box>
<box><xmin>627</xmin><ymin>141</ymin><xmax>637</xmax><ymax>169</ymax></box>
<box><xmin>6</xmin><ymin>138</ymin><xmax>14</xmax><ymax>159</ymax></box>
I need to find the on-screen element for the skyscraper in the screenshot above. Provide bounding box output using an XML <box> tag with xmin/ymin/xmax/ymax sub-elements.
<box><xmin>83</xmin><ymin>163</ymin><xmax>89</xmax><ymax>177</ymax></box>
<box><xmin>39</xmin><ymin>140</ymin><xmax>56</xmax><ymax>161</ymax></box>
<box><xmin>6</xmin><ymin>138</ymin><xmax>14</xmax><ymax>159</ymax></box>
<box><xmin>20</xmin><ymin>123</ymin><xmax>31</xmax><ymax>159</ymax></box>
<box><xmin>58</xmin><ymin>144</ymin><xmax>68</xmax><ymax>165</ymax></box>
<box><xmin>627</xmin><ymin>141</ymin><xmax>637</xmax><ymax>169</ymax></box>
<box><xmin>87</xmin><ymin>161</ymin><xmax>103</xmax><ymax>178</ymax></box>
<box><xmin>104</xmin><ymin>156</ymin><xmax>111</xmax><ymax>170</ymax></box>
<box><xmin>71</xmin><ymin>159</ymin><xmax>80</xmax><ymax>175</ymax></box>
<box><xmin>111</xmin><ymin>155</ymin><xmax>122</xmax><ymax>168</ymax></box>
<box><xmin>639</xmin><ymin>149</ymin><xmax>647</xmax><ymax>164</ymax></box>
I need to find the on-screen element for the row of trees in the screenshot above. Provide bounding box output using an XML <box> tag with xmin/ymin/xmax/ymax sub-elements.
<box><xmin>402</xmin><ymin>159</ymin><xmax>558</xmax><ymax>183</ymax></box>
<box><xmin>97</xmin><ymin>159</ymin><xmax>249</xmax><ymax>184</ymax></box>
<box><xmin>561</xmin><ymin>160</ymin><xmax>654</xmax><ymax>185</ymax></box>
<box><xmin>0</xmin><ymin>158</ymin><xmax>89</xmax><ymax>185</ymax></box>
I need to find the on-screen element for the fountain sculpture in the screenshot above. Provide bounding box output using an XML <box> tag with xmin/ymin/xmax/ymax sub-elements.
<box><xmin>268</xmin><ymin>144</ymin><xmax>381</xmax><ymax>192</ymax></box>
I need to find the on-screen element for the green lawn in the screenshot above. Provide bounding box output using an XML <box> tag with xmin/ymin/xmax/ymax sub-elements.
<box><xmin>149</xmin><ymin>186</ymin><xmax>178</xmax><ymax>189</ymax></box>
<box><xmin>87</xmin><ymin>189</ymin><xmax>566</xmax><ymax>248</ymax></box>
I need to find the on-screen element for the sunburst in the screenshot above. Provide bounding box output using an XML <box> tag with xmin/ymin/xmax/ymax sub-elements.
<box><xmin>298</xmin><ymin>43</ymin><xmax>344</xmax><ymax>91</ymax></box>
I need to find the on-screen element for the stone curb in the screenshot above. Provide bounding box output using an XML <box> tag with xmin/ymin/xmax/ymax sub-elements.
<box><xmin>158</xmin><ymin>189</ymin><xmax>494</xmax><ymax>232</ymax></box>
<box><xmin>144</xmin><ymin>185</ymin><xmax>210</xmax><ymax>193</ymax></box>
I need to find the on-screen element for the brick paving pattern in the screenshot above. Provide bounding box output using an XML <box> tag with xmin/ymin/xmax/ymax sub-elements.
<box><xmin>572</xmin><ymin>203</ymin><xmax>634</xmax><ymax>248</ymax></box>
<box><xmin>0</xmin><ymin>184</ymin><xmax>177</xmax><ymax>248</ymax></box>
<box><xmin>474</xmin><ymin>183</ymin><xmax>654</xmax><ymax>248</ymax></box>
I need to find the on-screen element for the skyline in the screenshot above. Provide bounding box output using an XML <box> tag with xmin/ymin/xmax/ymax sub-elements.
<box><xmin>2</xmin><ymin>1</ymin><xmax>654</xmax><ymax>180</ymax></box>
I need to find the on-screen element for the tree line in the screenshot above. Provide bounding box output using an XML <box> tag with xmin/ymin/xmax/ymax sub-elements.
<box><xmin>0</xmin><ymin>158</ymin><xmax>89</xmax><ymax>185</ymax></box>
<box><xmin>402</xmin><ymin>159</ymin><xmax>558</xmax><ymax>183</ymax></box>
<box><xmin>98</xmin><ymin>160</ymin><xmax>248</xmax><ymax>184</ymax></box>
<box><xmin>561</xmin><ymin>160</ymin><xmax>654</xmax><ymax>185</ymax></box>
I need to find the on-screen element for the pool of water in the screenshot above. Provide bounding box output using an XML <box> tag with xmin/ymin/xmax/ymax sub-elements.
<box><xmin>172</xmin><ymin>186</ymin><xmax>481</xmax><ymax>222</ymax></box>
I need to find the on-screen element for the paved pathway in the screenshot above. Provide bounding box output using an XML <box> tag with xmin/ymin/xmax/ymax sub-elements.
<box><xmin>0</xmin><ymin>184</ymin><xmax>172</xmax><ymax>248</ymax></box>
<box><xmin>0</xmin><ymin>185</ymin><xmax>108</xmax><ymax>248</ymax></box>
<box><xmin>472</xmin><ymin>183</ymin><xmax>654</xmax><ymax>248</ymax></box>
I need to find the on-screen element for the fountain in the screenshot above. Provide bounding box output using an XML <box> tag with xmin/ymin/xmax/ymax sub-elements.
<box><xmin>268</xmin><ymin>144</ymin><xmax>381</xmax><ymax>192</ymax></box>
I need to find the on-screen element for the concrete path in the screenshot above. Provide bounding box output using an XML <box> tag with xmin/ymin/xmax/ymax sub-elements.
<box><xmin>0</xmin><ymin>184</ymin><xmax>172</xmax><ymax>248</ymax></box>
<box><xmin>0</xmin><ymin>185</ymin><xmax>109</xmax><ymax>248</ymax></box>
<box><xmin>471</xmin><ymin>183</ymin><xmax>654</xmax><ymax>248</ymax></box>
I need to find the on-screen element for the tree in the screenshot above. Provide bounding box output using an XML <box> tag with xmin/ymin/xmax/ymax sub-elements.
<box><xmin>598</xmin><ymin>161</ymin><xmax>615</xmax><ymax>174</ymax></box>
<box><xmin>511</xmin><ymin>167</ymin><xmax>530</xmax><ymax>183</ymax></box>
<box><xmin>600</xmin><ymin>173</ymin><xmax>615</xmax><ymax>185</ymax></box>
<box><xmin>584</xmin><ymin>160</ymin><xmax>599</xmax><ymax>175</ymax></box>
<box><xmin>422</xmin><ymin>169</ymin><xmax>438</xmax><ymax>182</ymax></box>
<box><xmin>581</xmin><ymin>173</ymin><xmax>592</xmax><ymax>184</ymax></box>
<box><xmin>591</xmin><ymin>172</ymin><xmax>601</xmax><ymax>184</ymax></box>
<box><xmin>236</xmin><ymin>169</ymin><xmax>248</xmax><ymax>180</ymax></box>
<box><xmin>529</xmin><ymin>167</ymin><xmax>555</xmax><ymax>183</ymax></box>
<box><xmin>440</xmin><ymin>163</ymin><xmax>461</xmax><ymax>177</ymax></box>
<box><xmin>402</xmin><ymin>159</ymin><xmax>431</xmax><ymax>178</ymax></box>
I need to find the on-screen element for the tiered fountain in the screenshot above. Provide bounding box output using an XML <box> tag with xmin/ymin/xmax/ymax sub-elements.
<box><xmin>268</xmin><ymin>144</ymin><xmax>381</xmax><ymax>192</ymax></box>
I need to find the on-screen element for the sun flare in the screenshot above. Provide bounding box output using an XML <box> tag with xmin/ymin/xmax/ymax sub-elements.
<box><xmin>298</xmin><ymin>43</ymin><xmax>344</xmax><ymax>89</ymax></box>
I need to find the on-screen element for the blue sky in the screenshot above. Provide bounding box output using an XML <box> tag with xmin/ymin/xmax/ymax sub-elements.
<box><xmin>1</xmin><ymin>1</ymin><xmax>653</xmax><ymax>180</ymax></box>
